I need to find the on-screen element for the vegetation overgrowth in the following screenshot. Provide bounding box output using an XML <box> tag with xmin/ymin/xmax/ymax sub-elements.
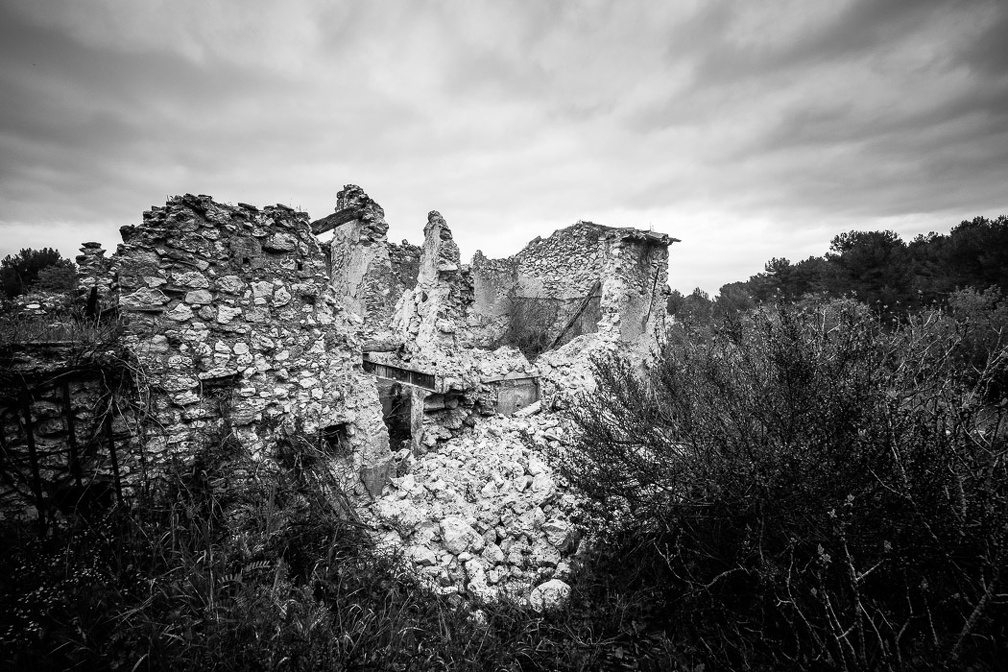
<box><xmin>1</xmin><ymin>248</ymin><xmax>77</xmax><ymax>300</ymax></box>
<box><xmin>561</xmin><ymin>299</ymin><xmax>1008</xmax><ymax>670</ymax></box>
<box><xmin>0</xmin><ymin>424</ymin><xmax>693</xmax><ymax>670</ymax></box>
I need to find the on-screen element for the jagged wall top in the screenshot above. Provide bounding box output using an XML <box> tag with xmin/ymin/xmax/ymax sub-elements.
<box><xmin>420</xmin><ymin>210</ymin><xmax>461</xmax><ymax>280</ymax></box>
<box><xmin>312</xmin><ymin>184</ymin><xmax>387</xmax><ymax>236</ymax></box>
<box><xmin>113</xmin><ymin>192</ymin><xmax>391</xmax><ymax>487</ymax></box>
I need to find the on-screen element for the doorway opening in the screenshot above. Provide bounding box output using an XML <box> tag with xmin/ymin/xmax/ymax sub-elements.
<box><xmin>376</xmin><ymin>379</ymin><xmax>413</xmax><ymax>452</ymax></box>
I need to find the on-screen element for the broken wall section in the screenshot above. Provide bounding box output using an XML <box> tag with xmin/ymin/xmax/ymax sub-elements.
<box><xmin>389</xmin><ymin>240</ymin><xmax>421</xmax><ymax>301</ymax></box>
<box><xmin>393</xmin><ymin>210</ymin><xmax>473</xmax><ymax>352</ymax></box>
<box><xmin>115</xmin><ymin>194</ymin><xmax>390</xmax><ymax>493</ymax></box>
<box><xmin>312</xmin><ymin>185</ymin><xmax>422</xmax><ymax>340</ymax></box>
<box><xmin>0</xmin><ymin>345</ymin><xmax>135</xmax><ymax>521</ymax></box>
<box><xmin>312</xmin><ymin>185</ymin><xmax>395</xmax><ymax>338</ymax></box>
<box><xmin>469</xmin><ymin>221</ymin><xmax>674</xmax><ymax>352</ymax></box>
<box><xmin>76</xmin><ymin>242</ymin><xmax>114</xmax><ymax>307</ymax></box>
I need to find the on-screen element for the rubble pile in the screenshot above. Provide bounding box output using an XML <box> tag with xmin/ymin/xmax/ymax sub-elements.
<box><xmin>366</xmin><ymin>410</ymin><xmax>581</xmax><ymax>609</ymax></box>
<box><xmin>537</xmin><ymin>334</ymin><xmax>619</xmax><ymax>408</ymax></box>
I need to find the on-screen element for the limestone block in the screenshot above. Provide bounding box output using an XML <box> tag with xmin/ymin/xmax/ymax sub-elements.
<box><xmin>120</xmin><ymin>288</ymin><xmax>168</xmax><ymax>311</ymax></box>
<box><xmin>514</xmin><ymin>506</ymin><xmax>546</xmax><ymax>536</ymax></box>
<box><xmin>441</xmin><ymin>516</ymin><xmax>478</xmax><ymax>555</ymax></box>
<box><xmin>161</xmin><ymin>375</ymin><xmax>198</xmax><ymax>393</ymax></box>
<box><xmin>530</xmin><ymin>540</ymin><xmax>561</xmax><ymax>568</ymax></box>
<box><xmin>216</xmin><ymin>275</ymin><xmax>245</xmax><ymax>294</ymax></box>
<box><xmin>252</xmin><ymin>281</ymin><xmax>273</xmax><ymax>300</ymax></box>
<box><xmin>411</xmin><ymin>546</ymin><xmax>438</xmax><ymax>567</ymax></box>
<box><xmin>482</xmin><ymin>543</ymin><xmax>505</xmax><ymax>565</ymax></box>
<box><xmin>542</xmin><ymin>520</ymin><xmax>572</xmax><ymax>549</ymax></box>
<box><xmin>264</xmin><ymin>232</ymin><xmax>298</xmax><ymax>252</ymax></box>
<box><xmin>216</xmin><ymin>305</ymin><xmax>242</xmax><ymax>324</ymax></box>
<box><xmin>273</xmin><ymin>286</ymin><xmax>292</xmax><ymax>306</ymax></box>
<box><xmin>198</xmin><ymin>367</ymin><xmax>239</xmax><ymax>382</ymax></box>
<box><xmin>173</xmin><ymin>271</ymin><xmax>209</xmax><ymax>289</ymax></box>
<box><xmin>184</xmin><ymin>289</ymin><xmax>212</xmax><ymax>305</ymax></box>
<box><xmin>528</xmin><ymin>579</ymin><xmax>570</xmax><ymax>612</ymax></box>
<box><xmin>141</xmin><ymin>334</ymin><xmax>170</xmax><ymax>354</ymax></box>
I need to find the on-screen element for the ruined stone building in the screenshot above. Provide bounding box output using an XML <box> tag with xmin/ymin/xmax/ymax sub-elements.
<box><xmin>314</xmin><ymin>185</ymin><xmax>675</xmax><ymax>357</ymax></box>
<box><xmin>1</xmin><ymin>184</ymin><xmax>675</xmax><ymax>521</ymax></box>
<box><xmin>312</xmin><ymin>185</ymin><xmax>676</xmax><ymax>454</ymax></box>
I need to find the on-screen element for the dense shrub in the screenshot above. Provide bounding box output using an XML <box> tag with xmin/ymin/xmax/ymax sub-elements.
<box><xmin>560</xmin><ymin>300</ymin><xmax>1008</xmax><ymax>670</ymax></box>
<box><xmin>1</xmin><ymin>248</ymin><xmax>76</xmax><ymax>299</ymax></box>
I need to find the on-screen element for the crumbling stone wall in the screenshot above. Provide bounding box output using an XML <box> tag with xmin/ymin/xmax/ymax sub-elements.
<box><xmin>388</xmin><ymin>240</ymin><xmax>421</xmax><ymax>301</ymax></box>
<box><xmin>0</xmin><ymin>349</ymin><xmax>132</xmax><ymax>519</ymax></box>
<box><xmin>312</xmin><ymin>185</ymin><xmax>395</xmax><ymax>338</ymax></box>
<box><xmin>312</xmin><ymin>186</ymin><xmax>423</xmax><ymax>340</ymax></box>
<box><xmin>75</xmin><ymin>242</ymin><xmax>113</xmax><ymax>306</ymax></box>
<box><xmin>599</xmin><ymin>232</ymin><xmax>670</xmax><ymax>344</ymax></box>
<box><xmin>469</xmin><ymin>221</ymin><xmax>673</xmax><ymax>351</ymax></box>
<box><xmin>393</xmin><ymin>211</ymin><xmax>473</xmax><ymax>351</ymax></box>
<box><xmin>115</xmin><ymin>194</ymin><xmax>391</xmax><ymax>494</ymax></box>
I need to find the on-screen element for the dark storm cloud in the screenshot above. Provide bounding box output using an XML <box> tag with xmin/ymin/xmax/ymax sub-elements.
<box><xmin>1</xmin><ymin>0</ymin><xmax>1005</xmax><ymax>295</ymax></box>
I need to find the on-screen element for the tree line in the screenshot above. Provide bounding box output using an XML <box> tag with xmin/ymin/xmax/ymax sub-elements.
<box><xmin>1</xmin><ymin>247</ymin><xmax>77</xmax><ymax>300</ymax></box>
<box><xmin>670</xmin><ymin>214</ymin><xmax>1008</xmax><ymax>321</ymax></box>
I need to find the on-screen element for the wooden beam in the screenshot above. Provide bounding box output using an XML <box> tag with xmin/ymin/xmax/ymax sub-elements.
<box><xmin>548</xmin><ymin>279</ymin><xmax>602</xmax><ymax>351</ymax></box>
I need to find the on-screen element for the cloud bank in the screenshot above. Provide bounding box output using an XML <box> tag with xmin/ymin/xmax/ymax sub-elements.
<box><xmin>1</xmin><ymin>0</ymin><xmax>1006</xmax><ymax>293</ymax></box>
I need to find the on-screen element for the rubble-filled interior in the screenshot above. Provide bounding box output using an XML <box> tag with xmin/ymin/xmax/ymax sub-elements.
<box><xmin>2</xmin><ymin>182</ymin><xmax>676</xmax><ymax>605</ymax></box>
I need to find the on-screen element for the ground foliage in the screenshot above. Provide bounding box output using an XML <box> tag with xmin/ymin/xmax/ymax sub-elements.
<box><xmin>0</xmin><ymin>421</ymin><xmax>695</xmax><ymax>670</ymax></box>
<box><xmin>561</xmin><ymin>299</ymin><xmax>1008</xmax><ymax>670</ymax></box>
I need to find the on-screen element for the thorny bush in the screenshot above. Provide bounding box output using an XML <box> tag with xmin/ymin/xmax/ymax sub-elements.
<box><xmin>561</xmin><ymin>299</ymin><xmax>1008</xmax><ymax>670</ymax></box>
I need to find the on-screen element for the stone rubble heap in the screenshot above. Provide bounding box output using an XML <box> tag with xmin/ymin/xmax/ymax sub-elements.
<box><xmin>365</xmin><ymin>410</ymin><xmax>581</xmax><ymax>610</ymax></box>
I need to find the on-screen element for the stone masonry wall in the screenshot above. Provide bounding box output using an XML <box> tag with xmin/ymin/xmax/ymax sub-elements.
<box><xmin>388</xmin><ymin>240</ymin><xmax>421</xmax><ymax>305</ymax></box>
<box><xmin>0</xmin><ymin>351</ymin><xmax>130</xmax><ymax>518</ymax></box>
<box><xmin>315</xmin><ymin>185</ymin><xmax>395</xmax><ymax>338</ymax></box>
<box><xmin>468</xmin><ymin>221</ymin><xmax>672</xmax><ymax>351</ymax></box>
<box><xmin>114</xmin><ymin>194</ymin><xmax>391</xmax><ymax>494</ymax></box>
<box><xmin>393</xmin><ymin>211</ymin><xmax>473</xmax><ymax>352</ymax></box>
<box><xmin>75</xmin><ymin>242</ymin><xmax>113</xmax><ymax>307</ymax></box>
<box><xmin>312</xmin><ymin>186</ymin><xmax>423</xmax><ymax>340</ymax></box>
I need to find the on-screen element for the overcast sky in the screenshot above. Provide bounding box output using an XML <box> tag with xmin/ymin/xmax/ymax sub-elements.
<box><xmin>1</xmin><ymin>0</ymin><xmax>1006</xmax><ymax>295</ymax></box>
